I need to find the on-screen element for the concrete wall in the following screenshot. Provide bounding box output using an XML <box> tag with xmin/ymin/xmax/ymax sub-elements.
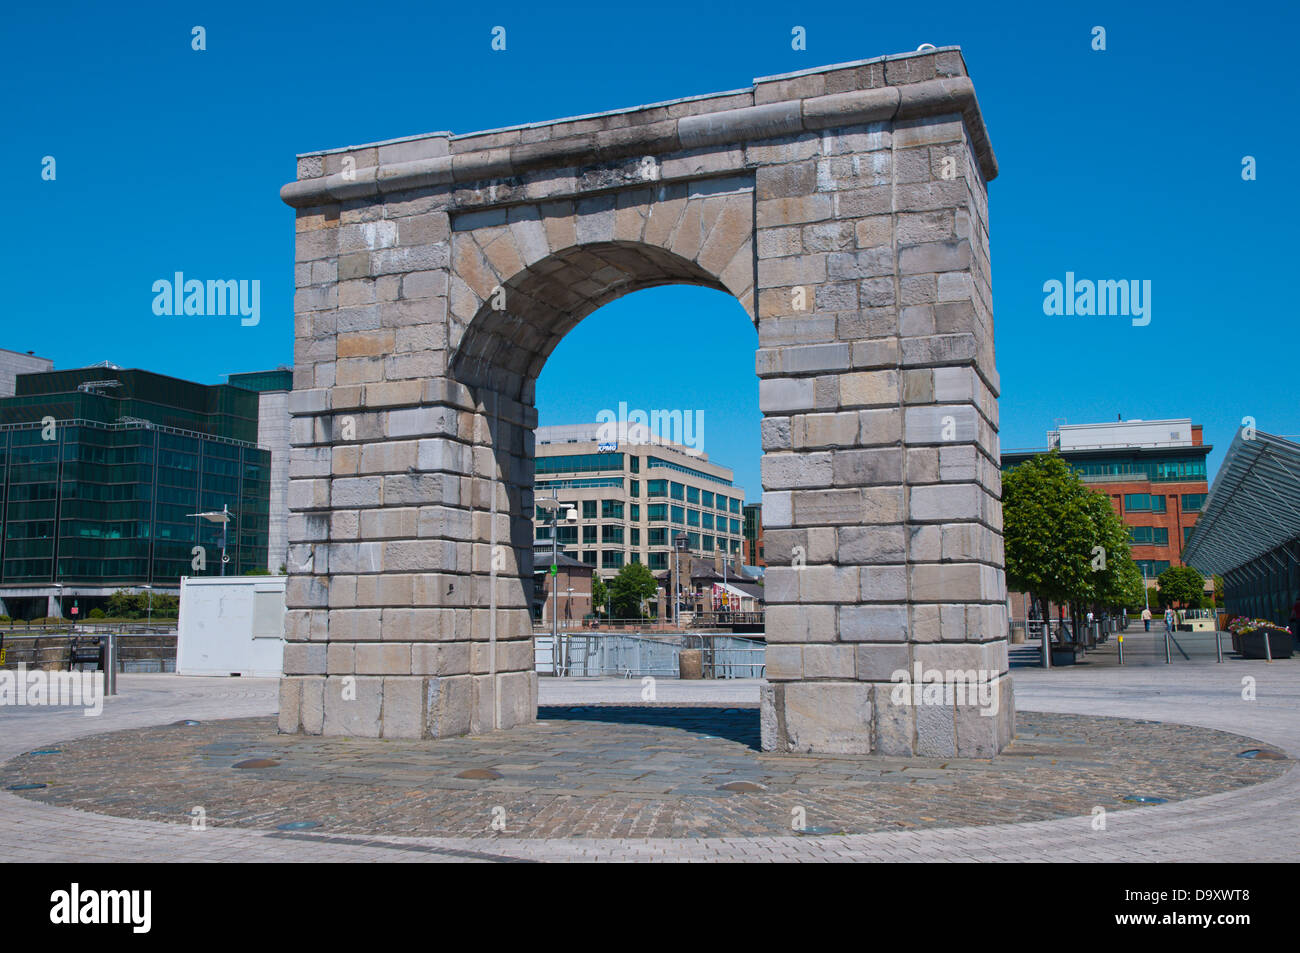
<box><xmin>259</xmin><ymin>389</ymin><xmax>291</xmax><ymax>573</ymax></box>
<box><xmin>0</xmin><ymin>349</ymin><xmax>53</xmax><ymax>397</ymax></box>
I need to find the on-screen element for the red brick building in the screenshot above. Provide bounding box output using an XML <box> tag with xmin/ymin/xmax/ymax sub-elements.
<box><xmin>1002</xmin><ymin>418</ymin><xmax>1212</xmax><ymax>615</ymax></box>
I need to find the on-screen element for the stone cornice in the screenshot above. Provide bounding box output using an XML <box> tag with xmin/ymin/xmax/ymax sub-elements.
<box><xmin>282</xmin><ymin>61</ymin><xmax>997</xmax><ymax>210</ymax></box>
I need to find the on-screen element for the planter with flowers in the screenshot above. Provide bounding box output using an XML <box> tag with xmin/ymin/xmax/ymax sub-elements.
<box><xmin>1226</xmin><ymin>617</ymin><xmax>1295</xmax><ymax>659</ymax></box>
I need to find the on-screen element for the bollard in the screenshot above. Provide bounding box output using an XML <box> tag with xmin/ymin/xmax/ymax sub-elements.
<box><xmin>1265</xmin><ymin>629</ymin><xmax>1273</xmax><ymax>663</ymax></box>
<box><xmin>1041</xmin><ymin>621</ymin><xmax>1051</xmax><ymax>669</ymax></box>
<box><xmin>1117</xmin><ymin>634</ymin><xmax>1124</xmax><ymax>665</ymax></box>
<box><xmin>1164</xmin><ymin>628</ymin><xmax>1171</xmax><ymax>664</ymax></box>
<box><xmin>107</xmin><ymin>633</ymin><xmax>117</xmax><ymax>695</ymax></box>
<box><xmin>1215</xmin><ymin>627</ymin><xmax>1222</xmax><ymax>663</ymax></box>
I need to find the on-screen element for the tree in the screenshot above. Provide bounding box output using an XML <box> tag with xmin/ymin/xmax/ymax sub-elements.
<box><xmin>1076</xmin><ymin>488</ymin><xmax>1144</xmax><ymax>611</ymax></box>
<box><xmin>1157</xmin><ymin>565</ymin><xmax>1205</xmax><ymax>611</ymax></box>
<box><xmin>591</xmin><ymin>575</ymin><xmax>608</xmax><ymax>616</ymax></box>
<box><xmin>1002</xmin><ymin>451</ymin><xmax>1145</xmax><ymax>643</ymax></box>
<box><xmin>607</xmin><ymin>563</ymin><xmax>658</xmax><ymax>619</ymax></box>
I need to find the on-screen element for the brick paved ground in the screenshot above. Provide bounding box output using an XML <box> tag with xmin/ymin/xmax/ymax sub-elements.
<box><xmin>1</xmin><ymin>707</ymin><xmax>1284</xmax><ymax>839</ymax></box>
<box><xmin>1</xmin><ymin>662</ymin><xmax>1297</xmax><ymax>861</ymax></box>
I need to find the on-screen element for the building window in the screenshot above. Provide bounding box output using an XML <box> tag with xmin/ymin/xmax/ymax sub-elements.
<box><xmin>630</xmin><ymin>456</ymin><xmax>640</xmax><ymax>473</ymax></box>
<box><xmin>582</xmin><ymin>500</ymin><xmax>597</xmax><ymax>519</ymax></box>
<box><xmin>649</xmin><ymin>528</ymin><xmax>667</xmax><ymax>546</ymax></box>
<box><xmin>647</xmin><ymin>479</ymin><xmax>668</xmax><ymax>498</ymax></box>
<box><xmin>671</xmin><ymin>505</ymin><xmax>684</xmax><ymax>524</ymax></box>
<box><xmin>1183</xmin><ymin>526</ymin><xmax>1194</xmax><ymax>545</ymax></box>
<box><xmin>536</xmin><ymin>452</ymin><xmax>624</xmax><ymax>475</ymax></box>
<box><xmin>601</xmin><ymin>500</ymin><xmax>624</xmax><ymax>519</ymax></box>
<box><xmin>686</xmin><ymin>485</ymin><xmax>700</xmax><ymax>504</ymax></box>
<box><xmin>630</xmin><ymin>479</ymin><xmax>639</xmax><ymax>498</ymax></box>
<box><xmin>1124</xmin><ymin>493</ymin><xmax>1167</xmax><ymax>513</ymax></box>
<box><xmin>556</xmin><ymin>526</ymin><xmax>577</xmax><ymax>544</ymax></box>
<box><xmin>536</xmin><ymin>525</ymin><xmax>552</xmax><ymax>539</ymax></box>
<box><xmin>649</xmin><ymin>552</ymin><xmax>668</xmax><ymax>570</ymax></box>
<box><xmin>648</xmin><ymin>503</ymin><xmax>667</xmax><ymax>522</ymax></box>
<box><xmin>702</xmin><ymin>512</ymin><xmax>714</xmax><ymax>530</ymax></box>
<box><xmin>630</xmin><ymin>528</ymin><xmax>640</xmax><ymax>546</ymax></box>
<box><xmin>702</xmin><ymin>490</ymin><xmax>714</xmax><ymax>508</ymax></box>
<box><xmin>630</xmin><ymin>552</ymin><xmax>641</xmax><ymax>564</ymax></box>
<box><xmin>702</xmin><ymin>535</ymin><xmax>714</xmax><ymax>551</ymax></box>
<box><xmin>1181</xmin><ymin>493</ymin><xmax>1206</xmax><ymax>512</ymax></box>
<box><xmin>729</xmin><ymin>498</ymin><xmax>741</xmax><ymax>514</ymax></box>
<box><xmin>688</xmin><ymin>532</ymin><xmax>700</xmax><ymax>549</ymax></box>
<box><xmin>583</xmin><ymin>525</ymin><xmax>597</xmax><ymax>543</ymax></box>
<box><xmin>602</xmin><ymin>551</ymin><xmax>624</xmax><ymax>569</ymax></box>
<box><xmin>670</xmin><ymin>482</ymin><xmax>684</xmax><ymax>500</ymax></box>
<box><xmin>716</xmin><ymin>495</ymin><xmax>728</xmax><ymax>512</ymax></box>
<box><xmin>582</xmin><ymin>551</ymin><xmax>597</xmax><ymax>566</ymax></box>
<box><xmin>1135</xmin><ymin>559</ymin><xmax>1170</xmax><ymax>577</ymax></box>
<box><xmin>630</xmin><ymin>504</ymin><xmax>640</xmax><ymax>521</ymax></box>
<box><xmin>687</xmin><ymin>509</ymin><xmax>700</xmax><ymax>527</ymax></box>
<box><xmin>601</xmin><ymin>525</ymin><xmax>624</xmax><ymax>543</ymax></box>
<box><xmin>730</xmin><ymin>518</ymin><xmax>741</xmax><ymax>535</ymax></box>
<box><xmin>1129</xmin><ymin>526</ymin><xmax>1169</xmax><ymax>546</ymax></box>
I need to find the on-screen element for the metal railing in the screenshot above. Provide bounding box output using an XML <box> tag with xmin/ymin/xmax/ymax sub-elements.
<box><xmin>535</xmin><ymin>632</ymin><xmax>765</xmax><ymax>679</ymax></box>
<box><xmin>533</xmin><ymin>614</ymin><xmax>765</xmax><ymax>633</ymax></box>
<box><xmin>0</xmin><ymin>621</ymin><xmax>177</xmax><ymax>634</ymax></box>
<box><xmin>0</xmin><ymin>631</ymin><xmax>177</xmax><ymax>674</ymax></box>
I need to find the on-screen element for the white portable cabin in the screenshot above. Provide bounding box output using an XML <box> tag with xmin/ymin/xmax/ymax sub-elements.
<box><xmin>177</xmin><ymin>575</ymin><xmax>286</xmax><ymax>677</ymax></box>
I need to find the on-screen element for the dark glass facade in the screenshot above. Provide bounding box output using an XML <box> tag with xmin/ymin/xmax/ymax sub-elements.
<box><xmin>0</xmin><ymin>368</ymin><xmax>269</xmax><ymax>585</ymax></box>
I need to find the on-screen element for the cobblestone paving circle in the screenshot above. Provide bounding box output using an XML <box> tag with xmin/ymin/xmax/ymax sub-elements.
<box><xmin>1</xmin><ymin>706</ymin><xmax>1286</xmax><ymax>839</ymax></box>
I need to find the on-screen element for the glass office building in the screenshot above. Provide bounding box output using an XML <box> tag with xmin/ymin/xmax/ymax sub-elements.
<box><xmin>0</xmin><ymin>367</ymin><xmax>270</xmax><ymax>614</ymax></box>
<box><xmin>532</xmin><ymin>424</ymin><xmax>746</xmax><ymax>579</ymax></box>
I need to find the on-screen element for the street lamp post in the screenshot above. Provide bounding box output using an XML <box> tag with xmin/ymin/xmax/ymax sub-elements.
<box><xmin>187</xmin><ymin>504</ymin><xmax>236</xmax><ymax>575</ymax></box>
<box><xmin>536</xmin><ymin>488</ymin><xmax>576</xmax><ymax>676</ymax></box>
<box><xmin>673</xmin><ymin>533</ymin><xmax>689</xmax><ymax>628</ymax></box>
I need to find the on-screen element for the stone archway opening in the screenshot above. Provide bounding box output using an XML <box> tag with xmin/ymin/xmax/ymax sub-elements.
<box><xmin>527</xmin><ymin>277</ymin><xmax>761</xmax><ymax>678</ymax></box>
<box><xmin>279</xmin><ymin>46</ymin><xmax>1013</xmax><ymax>756</ymax></box>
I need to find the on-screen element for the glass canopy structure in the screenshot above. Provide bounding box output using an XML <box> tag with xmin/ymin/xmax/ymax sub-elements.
<box><xmin>1182</xmin><ymin>430</ymin><xmax>1300</xmax><ymax>626</ymax></box>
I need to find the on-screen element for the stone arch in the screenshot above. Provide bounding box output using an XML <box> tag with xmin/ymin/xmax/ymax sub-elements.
<box><xmin>447</xmin><ymin>183</ymin><xmax>755</xmax><ymax>398</ymax></box>
<box><xmin>278</xmin><ymin>46</ymin><xmax>1014</xmax><ymax>756</ymax></box>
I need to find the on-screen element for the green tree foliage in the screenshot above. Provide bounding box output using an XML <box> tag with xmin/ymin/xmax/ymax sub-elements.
<box><xmin>104</xmin><ymin>590</ymin><xmax>179</xmax><ymax>619</ymax></box>
<box><xmin>591</xmin><ymin>575</ymin><xmax>608</xmax><ymax>615</ymax></box>
<box><xmin>1002</xmin><ymin>451</ymin><xmax>1145</xmax><ymax>637</ymax></box>
<box><xmin>607</xmin><ymin>563</ymin><xmax>658</xmax><ymax>619</ymax></box>
<box><xmin>1156</xmin><ymin>565</ymin><xmax>1205</xmax><ymax>609</ymax></box>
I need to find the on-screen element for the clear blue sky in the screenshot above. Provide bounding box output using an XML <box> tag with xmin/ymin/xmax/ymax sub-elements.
<box><xmin>5</xmin><ymin>0</ymin><xmax>1296</xmax><ymax>502</ymax></box>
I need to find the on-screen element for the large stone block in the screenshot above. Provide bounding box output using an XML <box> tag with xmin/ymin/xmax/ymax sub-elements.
<box><xmin>323</xmin><ymin>675</ymin><xmax>384</xmax><ymax>737</ymax></box>
<box><xmin>780</xmin><ymin>682</ymin><xmax>874</xmax><ymax>754</ymax></box>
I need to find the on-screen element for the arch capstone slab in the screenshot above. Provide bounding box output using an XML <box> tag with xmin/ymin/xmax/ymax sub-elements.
<box><xmin>279</xmin><ymin>46</ymin><xmax>1013</xmax><ymax>756</ymax></box>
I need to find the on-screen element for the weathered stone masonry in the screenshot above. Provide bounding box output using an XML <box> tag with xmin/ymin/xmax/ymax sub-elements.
<box><xmin>278</xmin><ymin>46</ymin><xmax>1013</xmax><ymax>755</ymax></box>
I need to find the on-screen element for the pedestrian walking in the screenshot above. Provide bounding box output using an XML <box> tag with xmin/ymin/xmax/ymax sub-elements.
<box><xmin>1141</xmin><ymin>607</ymin><xmax>1151</xmax><ymax>632</ymax></box>
<box><xmin>1164</xmin><ymin>607</ymin><xmax>1175</xmax><ymax>634</ymax></box>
